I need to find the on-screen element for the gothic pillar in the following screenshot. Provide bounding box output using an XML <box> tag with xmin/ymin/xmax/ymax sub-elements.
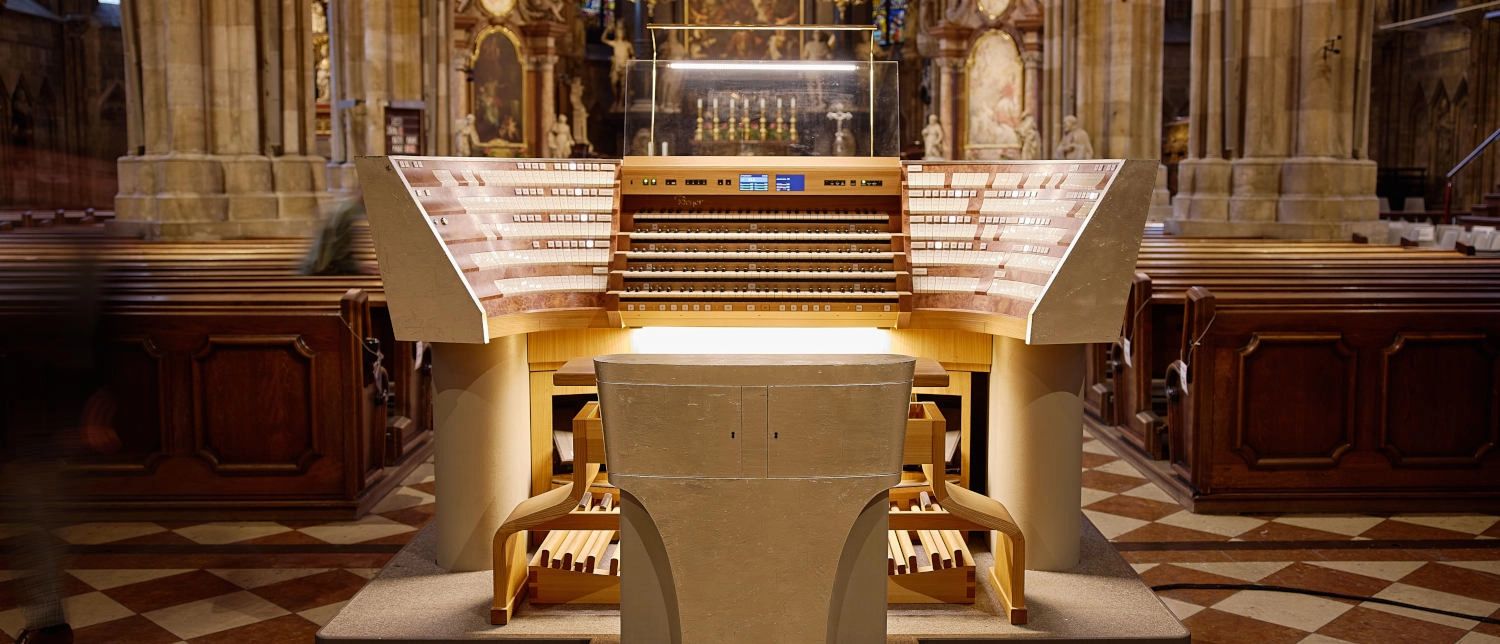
<box><xmin>1064</xmin><ymin>0</ymin><xmax>1170</xmax><ymax>219</ymax></box>
<box><xmin>114</xmin><ymin>0</ymin><xmax>325</xmax><ymax>240</ymax></box>
<box><xmin>325</xmin><ymin>0</ymin><xmax>437</xmax><ymax>195</ymax></box>
<box><xmin>1169</xmin><ymin>0</ymin><xmax>1381</xmax><ymax>239</ymax></box>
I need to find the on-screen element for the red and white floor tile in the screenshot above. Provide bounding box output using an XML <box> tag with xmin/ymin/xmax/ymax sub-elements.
<box><xmin>3</xmin><ymin>437</ymin><xmax>1499</xmax><ymax>642</ymax></box>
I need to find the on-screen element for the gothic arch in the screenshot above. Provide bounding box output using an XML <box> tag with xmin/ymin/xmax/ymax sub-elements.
<box><xmin>11</xmin><ymin>79</ymin><xmax>34</xmax><ymax>148</ymax></box>
<box><xmin>1431</xmin><ymin>81</ymin><xmax>1454</xmax><ymax>177</ymax></box>
<box><xmin>1407</xmin><ymin>83</ymin><xmax>1428</xmax><ymax>169</ymax></box>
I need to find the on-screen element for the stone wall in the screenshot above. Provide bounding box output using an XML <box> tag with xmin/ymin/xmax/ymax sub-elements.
<box><xmin>0</xmin><ymin>0</ymin><xmax>125</xmax><ymax>210</ymax></box>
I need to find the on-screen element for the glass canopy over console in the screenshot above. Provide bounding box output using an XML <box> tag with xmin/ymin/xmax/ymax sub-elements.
<box><xmin>625</xmin><ymin>25</ymin><xmax>899</xmax><ymax>158</ymax></box>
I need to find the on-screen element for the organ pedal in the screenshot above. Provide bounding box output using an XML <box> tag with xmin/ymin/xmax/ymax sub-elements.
<box><xmin>492</xmin><ymin>380</ymin><xmax>1027</xmax><ymax>625</ymax></box>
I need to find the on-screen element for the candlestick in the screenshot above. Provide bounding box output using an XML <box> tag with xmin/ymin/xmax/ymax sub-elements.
<box><xmin>741</xmin><ymin>98</ymin><xmax>751</xmax><ymax>142</ymax></box>
<box><xmin>728</xmin><ymin>98</ymin><xmax>737</xmax><ymax>141</ymax></box>
<box><xmin>712</xmin><ymin>97</ymin><xmax>721</xmax><ymax>141</ymax></box>
<box><xmin>694</xmin><ymin>98</ymin><xmax>704</xmax><ymax>142</ymax></box>
<box><xmin>759</xmin><ymin>97</ymin><xmax>767</xmax><ymax>141</ymax></box>
<box><xmin>789</xmin><ymin>96</ymin><xmax>798</xmax><ymax>144</ymax></box>
<box><xmin>774</xmin><ymin>98</ymin><xmax>784</xmax><ymax>141</ymax></box>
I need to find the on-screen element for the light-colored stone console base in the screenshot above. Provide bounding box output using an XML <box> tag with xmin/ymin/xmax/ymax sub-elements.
<box><xmin>316</xmin><ymin>517</ymin><xmax>1188</xmax><ymax>643</ymax></box>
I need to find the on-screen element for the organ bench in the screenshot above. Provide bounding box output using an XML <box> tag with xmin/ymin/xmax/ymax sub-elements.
<box><xmin>354</xmin><ymin>153</ymin><xmax>1155</xmax><ymax>630</ymax></box>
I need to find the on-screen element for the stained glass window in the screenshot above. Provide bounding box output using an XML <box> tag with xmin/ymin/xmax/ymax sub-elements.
<box><xmin>580</xmin><ymin>0</ymin><xmax>616</xmax><ymax>22</ymax></box>
<box><xmin>873</xmin><ymin>0</ymin><xmax>908</xmax><ymax>48</ymax></box>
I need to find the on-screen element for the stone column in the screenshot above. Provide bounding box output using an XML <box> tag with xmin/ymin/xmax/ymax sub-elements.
<box><xmin>1020</xmin><ymin>49</ymin><xmax>1042</xmax><ymax>130</ymax></box>
<box><xmin>326</xmin><ymin>0</ymin><xmax>435</xmax><ymax>194</ymax></box>
<box><xmin>114</xmin><ymin>0</ymin><xmax>325</xmax><ymax>240</ymax></box>
<box><xmin>929</xmin><ymin>22</ymin><xmax>972</xmax><ymax>160</ymax></box>
<box><xmin>1066</xmin><ymin>0</ymin><xmax>1171</xmax><ymax>220</ymax></box>
<box><xmin>523</xmin><ymin>23</ymin><xmax>568</xmax><ymax>158</ymax></box>
<box><xmin>1169</xmin><ymin>0</ymin><xmax>1381</xmax><ymax>239</ymax></box>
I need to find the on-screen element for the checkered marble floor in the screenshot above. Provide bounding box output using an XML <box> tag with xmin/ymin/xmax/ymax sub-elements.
<box><xmin>0</xmin><ymin>463</ymin><xmax>434</xmax><ymax>643</ymax></box>
<box><xmin>3</xmin><ymin>438</ymin><xmax>1500</xmax><ymax>643</ymax></box>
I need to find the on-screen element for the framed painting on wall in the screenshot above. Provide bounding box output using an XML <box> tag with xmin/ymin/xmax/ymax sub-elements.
<box><xmin>469</xmin><ymin>26</ymin><xmax>527</xmax><ymax>155</ymax></box>
<box><xmin>682</xmin><ymin>0</ymin><xmax>803</xmax><ymax>60</ymax></box>
<box><xmin>963</xmin><ymin>30</ymin><xmax>1024</xmax><ymax>160</ymax></box>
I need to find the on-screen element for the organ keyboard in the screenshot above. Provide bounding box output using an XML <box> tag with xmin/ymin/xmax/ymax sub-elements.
<box><xmin>612</xmin><ymin>157</ymin><xmax>910</xmax><ymax>327</ymax></box>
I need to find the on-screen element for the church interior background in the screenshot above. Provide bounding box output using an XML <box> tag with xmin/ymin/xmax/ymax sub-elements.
<box><xmin>2</xmin><ymin>0</ymin><xmax>1500</xmax><ymax>642</ymax></box>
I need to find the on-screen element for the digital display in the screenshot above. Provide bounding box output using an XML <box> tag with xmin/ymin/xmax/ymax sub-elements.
<box><xmin>775</xmin><ymin>174</ymin><xmax>806</xmax><ymax>192</ymax></box>
<box><xmin>738</xmin><ymin>174</ymin><xmax>769</xmax><ymax>191</ymax></box>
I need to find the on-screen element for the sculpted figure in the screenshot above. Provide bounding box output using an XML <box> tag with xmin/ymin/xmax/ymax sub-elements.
<box><xmin>548</xmin><ymin>115</ymin><xmax>575</xmax><ymax>158</ymax></box>
<box><xmin>456</xmin><ymin>114</ymin><xmax>482</xmax><ymax>156</ymax></box>
<box><xmin>315</xmin><ymin>57</ymin><xmax>331</xmax><ymax>103</ymax></box>
<box><xmin>1052</xmin><ymin>114</ymin><xmax>1094</xmax><ymax>160</ymax></box>
<box><xmin>603</xmin><ymin>22</ymin><xmax>635</xmax><ymax>109</ymax></box>
<box><xmin>1017</xmin><ymin>112</ymin><xmax>1040</xmax><ymax>160</ymax></box>
<box><xmin>802</xmin><ymin>31</ymin><xmax>835</xmax><ymax>60</ymax></box>
<box><xmin>569</xmin><ymin>78</ymin><xmax>590</xmax><ymax>147</ymax></box>
<box><xmin>922</xmin><ymin>114</ymin><xmax>945</xmax><ymax>160</ymax></box>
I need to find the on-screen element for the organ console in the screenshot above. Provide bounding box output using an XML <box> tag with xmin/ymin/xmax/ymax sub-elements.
<box><xmin>350</xmin><ymin>22</ymin><xmax>1161</xmax><ymax>634</ymax></box>
<box><xmin>357</xmin><ymin>151</ymin><xmax>1153</xmax><ymax>630</ymax></box>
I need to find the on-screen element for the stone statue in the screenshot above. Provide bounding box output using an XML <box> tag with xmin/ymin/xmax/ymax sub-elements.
<box><xmin>802</xmin><ymin>31</ymin><xmax>835</xmax><ymax>61</ymax></box>
<box><xmin>1052</xmin><ymin>114</ymin><xmax>1094</xmax><ymax>160</ymax></box>
<box><xmin>456</xmin><ymin>113</ymin><xmax>482</xmax><ymax>157</ymax></box>
<box><xmin>767</xmin><ymin>31</ymin><xmax>787</xmax><ymax>61</ymax></box>
<box><xmin>1017</xmin><ymin>112</ymin><xmax>1040</xmax><ymax>160</ymax></box>
<box><xmin>548</xmin><ymin>115</ymin><xmax>575</xmax><ymax>158</ymax></box>
<box><xmin>315</xmin><ymin>57</ymin><xmax>331</xmax><ymax>103</ymax></box>
<box><xmin>311</xmin><ymin>1</ymin><xmax>327</xmax><ymax>34</ymax></box>
<box><xmin>658</xmin><ymin>35</ymin><xmax>683</xmax><ymax>113</ymax></box>
<box><xmin>569</xmin><ymin>78</ymin><xmax>590</xmax><ymax>148</ymax></box>
<box><xmin>603</xmin><ymin>22</ymin><xmax>634</xmax><ymax>110</ymax></box>
<box><xmin>922</xmin><ymin>114</ymin><xmax>945</xmax><ymax>160</ymax></box>
<box><xmin>519</xmin><ymin>0</ymin><xmax>565</xmax><ymax>22</ymax></box>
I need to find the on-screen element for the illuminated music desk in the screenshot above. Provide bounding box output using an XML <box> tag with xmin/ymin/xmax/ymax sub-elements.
<box><xmin>345</xmin><ymin>154</ymin><xmax>1168</xmax><ymax>638</ymax></box>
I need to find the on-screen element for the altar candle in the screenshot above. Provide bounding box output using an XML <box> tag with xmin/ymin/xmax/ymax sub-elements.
<box><xmin>791</xmin><ymin>97</ymin><xmax>797</xmax><ymax>111</ymax></box>
<box><xmin>698</xmin><ymin>98</ymin><xmax>703</xmax><ymax>111</ymax></box>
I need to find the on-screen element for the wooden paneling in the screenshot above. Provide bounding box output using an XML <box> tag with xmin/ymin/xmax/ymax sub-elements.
<box><xmin>889</xmin><ymin>329</ymin><xmax>992</xmax><ymax>372</ymax></box>
<box><xmin>78</xmin><ymin>336</ymin><xmax>169</xmax><ymax>473</ymax></box>
<box><xmin>191</xmin><ymin>336</ymin><xmax>321</xmax><ymax>475</ymax></box>
<box><xmin>1233</xmin><ymin>334</ymin><xmax>1355</xmax><ymax>468</ymax></box>
<box><xmin>1379</xmin><ymin>333</ymin><xmax>1499</xmax><ymax>466</ymax></box>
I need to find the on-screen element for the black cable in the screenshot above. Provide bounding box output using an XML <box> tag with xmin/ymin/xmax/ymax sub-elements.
<box><xmin>1151</xmin><ymin>583</ymin><xmax>1500</xmax><ymax>625</ymax></box>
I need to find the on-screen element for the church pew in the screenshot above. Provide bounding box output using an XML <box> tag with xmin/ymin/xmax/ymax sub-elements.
<box><xmin>1105</xmin><ymin>270</ymin><xmax>1500</xmax><ymax>460</ymax></box>
<box><xmin>1160</xmin><ymin>287</ymin><xmax>1500</xmax><ymax>513</ymax></box>
<box><xmin>1082</xmin><ymin>239</ymin><xmax>1500</xmax><ymax>437</ymax></box>
<box><xmin>0</xmin><ymin>288</ymin><xmax>415</xmax><ymax>519</ymax></box>
<box><xmin>0</xmin><ymin>235</ymin><xmax>431</xmax><ymax>519</ymax></box>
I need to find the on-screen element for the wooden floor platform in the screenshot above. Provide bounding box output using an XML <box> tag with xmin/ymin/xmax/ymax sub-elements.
<box><xmin>317</xmin><ymin>516</ymin><xmax>1188</xmax><ymax>643</ymax></box>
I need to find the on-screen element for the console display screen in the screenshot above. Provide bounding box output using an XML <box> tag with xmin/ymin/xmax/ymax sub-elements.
<box><xmin>738</xmin><ymin>174</ymin><xmax>769</xmax><ymax>191</ymax></box>
<box><xmin>775</xmin><ymin>174</ymin><xmax>806</xmax><ymax>192</ymax></box>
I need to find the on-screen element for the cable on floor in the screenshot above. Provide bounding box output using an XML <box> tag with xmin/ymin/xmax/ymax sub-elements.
<box><xmin>1150</xmin><ymin>583</ymin><xmax>1500</xmax><ymax>625</ymax></box>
